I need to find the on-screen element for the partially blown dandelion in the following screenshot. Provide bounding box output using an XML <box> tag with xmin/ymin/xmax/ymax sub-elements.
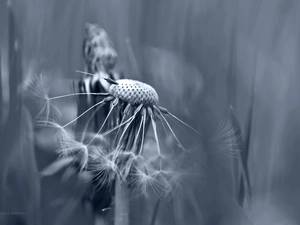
<box><xmin>40</xmin><ymin>74</ymin><xmax>202</xmax><ymax>197</ymax></box>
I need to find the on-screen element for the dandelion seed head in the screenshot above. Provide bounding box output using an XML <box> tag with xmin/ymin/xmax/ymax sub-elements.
<box><xmin>109</xmin><ymin>79</ymin><xmax>159</xmax><ymax>106</ymax></box>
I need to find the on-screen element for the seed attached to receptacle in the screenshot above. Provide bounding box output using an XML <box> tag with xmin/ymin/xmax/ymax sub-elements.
<box><xmin>109</xmin><ymin>79</ymin><xmax>159</xmax><ymax>106</ymax></box>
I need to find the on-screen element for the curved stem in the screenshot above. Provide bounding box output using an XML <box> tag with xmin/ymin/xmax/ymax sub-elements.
<box><xmin>62</xmin><ymin>98</ymin><xmax>108</xmax><ymax>128</ymax></box>
<box><xmin>87</xmin><ymin>99</ymin><xmax>118</xmax><ymax>145</ymax></box>
<box><xmin>150</xmin><ymin>199</ymin><xmax>160</xmax><ymax>225</ymax></box>
<box><xmin>156</xmin><ymin>108</ymin><xmax>186</xmax><ymax>152</ymax></box>
<box><xmin>50</xmin><ymin>92</ymin><xmax>109</xmax><ymax>100</ymax></box>
<box><xmin>80</xmin><ymin>103</ymin><xmax>106</xmax><ymax>143</ymax></box>
<box><xmin>148</xmin><ymin>107</ymin><xmax>161</xmax><ymax>171</ymax></box>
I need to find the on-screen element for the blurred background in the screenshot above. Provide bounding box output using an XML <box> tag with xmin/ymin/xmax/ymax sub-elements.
<box><xmin>1</xmin><ymin>0</ymin><xmax>300</xmax><ymax>224</ymax></box>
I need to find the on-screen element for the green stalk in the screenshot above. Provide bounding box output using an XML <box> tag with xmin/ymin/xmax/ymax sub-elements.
<box><xmin>114</xmin><ymin>178</ymin><xmax>130</xmax><ymax>225</ymax></box>
<box><xmin>0</xmin><ymin>53</ymin><xmax>2</xmax><ymax>126</ymax></box>
<box><xmin>0</xmin><ymin>0</ymin><xmax>23</xmax><ymax>200</ymax></box>
<box><xmin>114</xmin><ymin>123</ymin><xmax>136</xmax><ymax>225</ymax></box>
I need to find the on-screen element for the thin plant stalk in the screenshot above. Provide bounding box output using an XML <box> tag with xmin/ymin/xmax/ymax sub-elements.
<box><xmin>150</xmin><ymin>199</ymin><xmax>160</xmax><ymax>225</ymax></box>
<box><xmin>0</xmin><ymin>53</ymin><xmax>2</xmax><ymax>126</ymax></box>
<box><xmin>114</xmin><ymin>178</ymin><xmax>130</xmax><ymax>225</ymax></box>
<box><xmin>0</xmin><ymin>0</ymin><xmax>23</xmax><ymax>195</ymax></box>
<box><xmin>1</xmin><ymin>4</ymin><xmax>41</xmax><ymax>225</ymax></box>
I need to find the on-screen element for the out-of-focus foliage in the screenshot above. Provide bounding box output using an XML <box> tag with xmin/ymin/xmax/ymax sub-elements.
<box><xmin>0</xmin><ymin>3</ymin><xmax>40</xmax><ymax>225</ymax></box>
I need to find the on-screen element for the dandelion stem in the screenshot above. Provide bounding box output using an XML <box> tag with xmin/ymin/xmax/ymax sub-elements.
<box><xmin>150</xmin><ymin>199</ymin><xmax>161</xmax><ymax>225</ymax></box>
<box><xmin>138</xmin><ymin>108</ymin><xmax>146</xmax><ymax>156</ymax></box>
<box><xmin>115</xmin><ymin>115</ymin><xmax>136</xmax><ymax>150</ymax></box>
<box><xmin>114</xmin><ymin>178</ymin><xmax>130</xmax><ymax>225</ymax></box>
<box><xmin>157</xmin><ymin>115</ymin><xmax>177</xmax><ymax>155</ymax></box>
<box><xmin>114</xmin><ymin>104</ymin><xmax>132</xmax><ymax>144</ymax></box>
<box><xmin>132</xmin><ymin>112</ymin><xmax>144</xmax><ymax>153</ymax></box>
<box><xmin>166</xmin><ymin>111</ymin><xmax>204</xmax><ymax>137</ymax></box>
<box><xmin>155</xmin><ymin>106</ymin><xmax>186</xmax><ymax>152</ymax></box>
<box><xmin>87</xmin><ymin>98</ymin><xmax>118</xmax><ymax>145</ymax></box>
<box><xmin>148</xmin><ymin>107</ymin><xmax>162</xmax><ymax>171</ymax></box>
<box><xmin>62</xmin><ymin>98</ymin><xmax>108</xmax><ymax>128</ymax></box>
<box><xmin>49</xmin><ymin>92</ymin><xmax>109</xmax><ymax>100</ymax></box>
<box><xmin>80</xmin><ymin>103</ymin><xmax>106</xmax><ymax>143</ymax></box>
<box><xmin>101</xmin><ymin>115</ymin><xmax>134</xmax><ymax>137</ymax></box>
<box><xmin>116</xmin><ymin>105</ymin><xmax>143</xmax><ymax>150</ymax></box>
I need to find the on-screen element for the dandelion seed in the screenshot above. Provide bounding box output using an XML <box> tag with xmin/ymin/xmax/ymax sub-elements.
<box><xmin>89</xmin><ymin>150</ymin><xmax>119</xmax><ymax>189</ymax></box>
<box><xmin>36</xmin><ymin>119</ymin><xmax>71</xmax><ymax>141</ymax></box>
<box><xmin>129</xmin><ymin>164</ymin><xmax>173</xmax><ymax>198</ymax></box>
<box><xmin>24</xmin><ymin>74</ymin><xmax>61</xmax><ymax>122</ymax></box>
<box><xmin>24</xmin><ymin>74</ymin><xmax>110</xmax><ymax>125</ymax></box>
<box><xmin>211</xmin><ymin>120</ymin><xmax>241</xmax><ymax>169</ymax></box>
<box><xmin>58</xmin><ymin>132</ymin><xmax>89</xmax><ymax>170</ymax></box>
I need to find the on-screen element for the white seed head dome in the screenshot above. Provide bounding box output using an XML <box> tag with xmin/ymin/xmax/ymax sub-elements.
<box><xmin>109</xmin><ymin>79</ymin><xmax>159</xmax><ymax>106</ymax></box>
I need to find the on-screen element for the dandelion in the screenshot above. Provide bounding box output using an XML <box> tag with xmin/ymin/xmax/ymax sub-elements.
<box><xmin>40</xmin><ymin>74</ymin><xmax>202</xmax><ymax>197</ymax></box>
<box><xmin>77</xmin><ymin>78</ymin><xmax>202</xmax><ymax>196</ymax></box>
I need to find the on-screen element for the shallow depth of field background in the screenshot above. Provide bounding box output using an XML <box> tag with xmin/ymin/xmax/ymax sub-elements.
<box><xmin>1</xmin><ymin>0</ymin><xmax>300</xmax><ymax>225</ymax></box>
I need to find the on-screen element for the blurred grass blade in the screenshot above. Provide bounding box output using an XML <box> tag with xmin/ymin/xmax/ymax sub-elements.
<box><xmin>54</xmin><ymin>199</ymin><xmax>79</xmax><ymax>225</ymax></box>
<box><xmin>114</xmin><ymin>178</ymin><xmax>130</xmax><ymax>225</ymax></box>
<box><xmin>40</xmin><ymin>157</ymin><xmax>75</xmax><ymax>177</ymax></box>
<box><xmin>0</xmin><ymin>53</ymin><xmax>2</xmax><ymax>126</ymax></box>
<box><xmin>125</xmin><ymin>38</ymin><xmax>140</xmax><ymax>77</ymax></box>
<box><xmin>20</xmin><ymin>107</ymin><xmax>41</xmax><ymax>225</ymax></box>
<box><xmin>229</xmin><ymin>106</ymin><xmax>251</xmax><ymax>205</ymax></box>
<box><xmin>150</xmin><ymin>199</ymin><xmax>160</xmax><ymax>225</ymax></box>
<box><xmin>223</xmin><ymin>191</ymin><xmax>255</xmax><ymax>225</ymax></box>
